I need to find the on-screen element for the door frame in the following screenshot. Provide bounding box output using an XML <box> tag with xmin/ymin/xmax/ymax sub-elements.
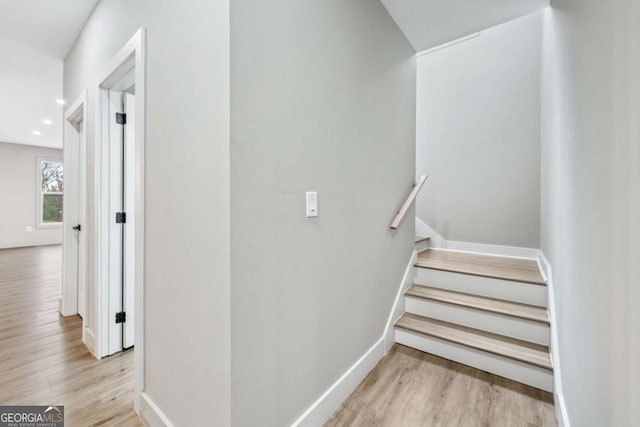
<box><xmin>61</xmin><ymin>91</ymin><xmax>88</xmax><ymax>335</ymax></box>
<box><xmin>93</xmin><ymin>28</ymin><xmax>146</xmax><ymax>413</ymax></box>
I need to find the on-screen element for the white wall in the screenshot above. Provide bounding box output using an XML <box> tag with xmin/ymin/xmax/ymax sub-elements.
<box><xmin>541</xmin><ymin>2</ymin><xmax>640</xmax><ymax>426</ymax></box>
<box><xmin>230</xmin><ymin>1</ymin><xmax>415</xmax><ymax>425</ymax></box>
<box><xmin>0</xmin><ymin>142</ymin><xmax>63</xmax><ymax>249</ymax></box>
<box><xmin>416</xmin><ymin>13</ymin><xmax>542</xmax><ymax>248</ymax></box>
<box><xmin>63</xmin><ymin>0</ymin><xmax>231</xmax><ymax>425</ymax></box>
<box><xmin>0</xmin><ymin>36</ymin><xmax>63</xmax><ymax>149</ymax></box>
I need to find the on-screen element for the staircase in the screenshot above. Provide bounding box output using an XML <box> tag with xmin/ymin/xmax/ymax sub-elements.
<box><xmin>394</xmin><ymin>239</ymin><xmax>553</xmax><ymax>392</ymax></box>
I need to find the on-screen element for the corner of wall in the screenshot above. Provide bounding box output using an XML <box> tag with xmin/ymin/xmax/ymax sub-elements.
<box><xmin>82</xmin><ymin>327</ymin><xmax>98</xmax><ymax>359</ymax></box>
<box><xmin>415</xmin><ymin>217</ymin><xmax>446</xmax><ymax>247</ymax></box>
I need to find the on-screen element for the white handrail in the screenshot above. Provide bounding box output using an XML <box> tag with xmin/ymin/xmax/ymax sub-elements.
<box><xmin>390</xmin><ymin>175</ymin><xmax>428</xmax><ymax>230</ymax></box>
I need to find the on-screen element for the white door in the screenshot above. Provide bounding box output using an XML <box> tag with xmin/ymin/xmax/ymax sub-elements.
<box><xmin>62</xmin><ymin>108</ymin><xmax>87</xmax><ymax>319</ymax></box>
<box><xmin>106</xmin><ymin>90</ymin><xmax>135</xmax><ymax>355</ymax></box>
<box><xmin>107</xmin><ymin>90</ymin><xmax>124</xmax><ymax>355</ymax></box>
<box><xmin>77</xmin><ymin>119</ymin><xmax>87</xmax><ymax>318</ymax></box>
<box><xmin>123</xmin><ymin>92</ymin><xmax>135</xmax><ymax>349</ymax></box>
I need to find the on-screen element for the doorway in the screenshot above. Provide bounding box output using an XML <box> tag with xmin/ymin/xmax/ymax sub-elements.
<box><xmin>94</xmin><ymin>28</ymin><xmax>145</xmax><ymax>414</ymax></box>
<box><xmin>62</xmin><ymin>92</ymin><xmax>90</xmax><ymax>351</ymax></box>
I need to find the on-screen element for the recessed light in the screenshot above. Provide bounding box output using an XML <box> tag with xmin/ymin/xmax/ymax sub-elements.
<box><xmin>33</xmin><ymin>130</ymin><xmax>41</xmax><ymax>135</ymax></box>
<box><xmin>42</xmin><ymin>119</ymin><xmax>53</xmax><ymax>125</ymax></box>
<box><xmin>56</xmin><ymin>99</ymin><xmax>65</xmax><ymax>105</ymax></box>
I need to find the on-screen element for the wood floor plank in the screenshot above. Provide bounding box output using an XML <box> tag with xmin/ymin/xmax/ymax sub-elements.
<box><xmin>324</xmin><ymin>344</ymin><xmax>556</xmax><ymax>427</ymax></box>
<box><xmin>396</xmin><ymin>313</ymin><xmax>552</xmax><ymax>370</ymax></box>
<box><xmin>416</xmin><ymin>249</ymin><xmax>546</xmax><ymax>285</ymax></box>
<box><xmin>406</xmin><ymin>284</ymin><xmax>550</xmax><ymax>324</ymax></box>
<box><xmin>0</xmin><ymin>245</ymin><xmax>142</xmax><ymax>427</ymax></box>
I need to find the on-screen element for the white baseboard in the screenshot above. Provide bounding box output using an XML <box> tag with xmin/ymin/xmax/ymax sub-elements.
<box><xmin>383</xmin><ymin>251</ymin><xmax>417</xmax><ymax>352</ymax></box>
<box><xmin>538</xmin><ymin>252</ymin><xmax>570</xmax><ymax>427</ymax></box>
<box><xmin>290</xmin><ymin>337</ymin><xmax>385</xmax><ymax>427</ymax></box>
<box><xmin>536</xmin><ymin>251</ymin><xmax>550</xmax><ymax>282</ymax></box>
<box><xmin>415</xmin><ymin>217</ymin><xmax>540</xmax><ymax>260</ymax></box>
<box><xmin>290</xmin><ymin>249</ymin><xmax>416</xmax><ymax>426</ymax></box>
<box><xmin>83</xmin><ymin>327</ymin><xmax>98</xmax><ymax>359</ymax></box>
<box><xmin>140</xmin><ymin>392</ymin><xmax>175</xmax><ymax>427</ymax></box>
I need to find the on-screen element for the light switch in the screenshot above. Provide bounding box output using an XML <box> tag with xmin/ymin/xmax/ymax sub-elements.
<box><xmin>26</xmin><ymin>226</ymin><xmax>32</xmax><ymax>232</ymax></box>
<box><xmin>306</xmin><ymin>191</ymin><xmax>318</xmax><ymax>218</ymax></box>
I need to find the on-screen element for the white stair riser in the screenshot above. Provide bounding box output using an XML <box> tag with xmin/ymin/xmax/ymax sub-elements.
<box><xmin>395</xmin><ymin>329</ymin><xmax>553</xmax><ymax>392</ymax></box>
<box><xmin>415</xmin><ymin>240</ymin><xmax>430</xmax><ymax>253</ymax></box>
<box><xmin>405</xmin><ymin>297</ymin><xmax>550</xmax><ymax>346</ymax></box>
<box><xmin>414</xmin><ymin>268</ymin><xmax>547</xmax><ymax>307</ymax></box>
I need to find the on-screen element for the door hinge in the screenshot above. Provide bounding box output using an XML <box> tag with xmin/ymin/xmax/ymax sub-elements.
<box><xmin>115</xmin><ymin>212</ymin><xmax>126</xmax><ymax>224</ymax></box>
<box><xmin>116</xmin><ymin>112</ymin><xmax>127</xmax><ymax>125</ymax></box>
<box><xmin>115</xmin><ymin>311</ymin><xmax>126</xmax><ymax>324</ymax></box>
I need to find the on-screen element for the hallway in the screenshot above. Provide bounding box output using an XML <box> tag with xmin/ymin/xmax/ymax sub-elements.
<box><xmin>0</xmin><ymin>245</ymin><xmax>141</xmax><ymax>426</ymax></box>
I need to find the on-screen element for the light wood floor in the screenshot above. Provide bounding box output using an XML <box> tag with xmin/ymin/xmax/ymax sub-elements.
<box><xmin>0</xmin><ymin>245</ymin><xmax>142</xmax><ymax>427</ymax></box>
<box><xmin>325</xmin><ymin>344</ymin><xmax>556</xmax><ymax>427</ymax></box>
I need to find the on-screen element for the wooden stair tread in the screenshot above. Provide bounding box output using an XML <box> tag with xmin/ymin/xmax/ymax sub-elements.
<box><xmin>395</xmin><ymin>313</ymin><xmax>552</xmax><ymax>370</ymax></box>
<box><xmin>415</xmin><ymin>235</ymin><xmax>431</xmax><ymax>243</ymax></box>
<box><xmin>405</xmin><ymin>285</ymin><xmax>549</xmax><ymax>324</ymax></box>
<box><xmin>415</xmin><ymin>250</ymin><xmax>545</xmax><ymax>285</ymax></box>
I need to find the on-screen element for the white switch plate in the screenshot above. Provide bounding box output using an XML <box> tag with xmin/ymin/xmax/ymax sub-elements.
<box><xmin>306</xmin><ymin>191</ymin><xmax>318</xmax><ymax>218</ymax></box>
<box><xmin>26</xmin><ymin>226</ymin><xmax>32</xmax><ymax>232</ymax></box>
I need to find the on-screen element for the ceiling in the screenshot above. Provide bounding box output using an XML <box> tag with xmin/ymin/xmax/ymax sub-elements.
<box><xmin>0</xmin><ymin>0</ymin><xmax>100</xmax><ymax>59</ymax></box>
<box><xmin>380</xmin><ymin>0</ymin><xmax>550</xmax><ymax>52</ymax></box>
<box><xmin>0</xmin><ymin>0</ymin><xmax>99</xmax><ymax>148</ymax></box>
<box><xmin>0</xmin><ymin>37</ymin><xmax>63</xmax><ymax>148</ymax></box>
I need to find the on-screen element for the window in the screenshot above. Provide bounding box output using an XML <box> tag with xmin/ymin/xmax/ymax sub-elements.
<box><xmin>38</xmin><ymin>159</ymin><xmax>64</xmax><ymax>226</ymax></box>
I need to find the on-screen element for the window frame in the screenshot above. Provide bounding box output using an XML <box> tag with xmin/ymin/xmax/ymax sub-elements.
<box><xmin>36</xmin><ymin>156</ymin><xmax>64</xmax><ymax>229</ymax></box>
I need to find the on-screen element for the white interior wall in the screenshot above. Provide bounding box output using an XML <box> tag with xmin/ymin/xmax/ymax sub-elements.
<box><xmin>416</xmin><ymin>13</ymin><xmax>542</xmax><ymax>248</ymax></box>
<box><xmin>230</xmin><ymin>0</ymin><xmax>416</xmax><ymax>425</ymax></box>
<box><xmin>63</xmin><ymin>0</ymin><xmax>231</xmax><ymax>424</ymax></box>
<box><xmin>0</xmin><ymin>142</ymin><xmax>63</xmax><ymax>249</ymax></box>
<box><xmin>541</xmin><ymin>2</ymin><xmax>640</xmax><ymax>425</ymax></box>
